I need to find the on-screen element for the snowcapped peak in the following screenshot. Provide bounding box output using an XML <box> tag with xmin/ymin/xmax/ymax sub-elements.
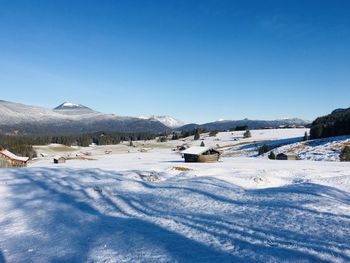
<box><xmin>138</xmin><ymin>115</ymin><xmax>184</xmax><ymax>128</ymax></box>
<box><xmin>275</xmin><ymin>117</ymin><xmax>310</xmax><ymax>124</ymax></box>
<box><xmin>61</xmin><ymin>102</ymin><xmax>81</xmax><ymax>107</ymax></box>
<box><xmin>53</xmin><ymin>102</ymin><xmax>95</xmax><ymax>115</ymax></box>
<box><xmin>55</xmin><ymin>102</ymin><xmax>85</xmax><ymax>109</ymax></box>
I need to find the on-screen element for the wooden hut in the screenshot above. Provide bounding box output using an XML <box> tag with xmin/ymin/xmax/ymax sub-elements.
<box><xmin>276</xmin><ymin>153</ymin><xmax>299</xmax><ymax>160</ymax></box>
<box><xmin>0</xmin><ymin>149</ymin><xmax>29</xmax><ymax>168</ymax></box>
<box><xmin>181</xmin><ymin>146</ymin><xmax>220</xmax><ymax>163</ymax></box>
<box><xmin>53</xmin><ymin>156</ymin><xmax>66</xmax><ymax>164</ymax></box>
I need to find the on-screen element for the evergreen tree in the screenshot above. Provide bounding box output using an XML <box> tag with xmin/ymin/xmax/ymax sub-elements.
<box><xmin>158</xmin><ymin>136</ymin><xmax>167</xmax><ymax>142</ymax></box>
<box><xmin>303</xmin><ymin>131</ymin><xmax>308</xmax><ymax>141</ymax></box>
<box><xmin>258</xmin><ymin>144</ymin><xmax>270</xmax><ymax>155</ymax></box>
<box><xmin>209</xmin><ymin>130</ymin><xmax>218</xmax><ymax>137</ymax></box>
<box><xmin>194</xmin><ymin>129</ymin><xmax>200</xmax><ymax>140</ymax></box>
<box><xmin>200</xmin><ymin>141</ymin><xmax>205</xmax><ymax>147</ymax></box>
<box><xmin>243</xmin><ymin>130</ymin><xmax>251</xmax><ymax>138</ymax></box>
<box><xmin>171</xmin><ymin>133</ymin><xmax>179</xmax><ymax>140</ymax></box>
<box><xmin>268</xmin><ymin>151</ymin><xmax>276</xmax><ymax>160</ymax></box>
<box><xmin>310</xmin><ymin>108</ymin><xmax>350</xmax><ymax>139</ymax></box>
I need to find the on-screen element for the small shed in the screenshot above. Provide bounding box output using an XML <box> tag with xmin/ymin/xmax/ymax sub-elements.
<box><xmin>0</xmin><ymin>149</ymin><xmax>29</xmax><ymax>168</ymax></box>
<box><xmin>181</xmin><ymin>146</ymin><xmax>220</xmax><ymax>163</ymax></box>
<box><xmin>53</xmin><ymin>156</ymin><xmax>66</xmax><ymax>164</ymax></box>
<box><xmin>276</xmin><ymin>153</ymin><xmax>299</xmax><ymax>160</ymax></box>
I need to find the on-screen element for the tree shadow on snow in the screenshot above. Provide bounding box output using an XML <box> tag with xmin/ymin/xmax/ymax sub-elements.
<box><xmin>0</xmin><ymin>250</ymin><xmax>6</xmax><ymax>263</ymax></box>
<box><xmin>1</xmin><ymin>167</ymin><xmax>350</xmax><ymax>262</ymax></box>
<box><xmin>1</xmin><ymin>168</ymin><xmax>237</xmax><ymax>262</ymax></box>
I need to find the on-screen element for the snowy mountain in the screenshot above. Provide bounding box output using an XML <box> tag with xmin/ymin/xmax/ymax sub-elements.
<box><xmin>0</xmin><ymin>100</ymin><xmax>169</xmax><ymax>135</ymax></box>
<box><xmin>139</xmin><ymin>115</ymin><xmax>184</xmax><ymax>128</ymax></box>
<box><xmin>149</xmin><ymin>115</ymin><xmax>184</xmax><ymax>128</ymax></box>
<box><xmin>177</xmin><ymin>118</ymin><xmax>310</xmax><ymax>131</ymax></box>
<box><xmin>53</xmin><ymin>102</ymin><xmax>96</xmax><ymax>115</ymax></box>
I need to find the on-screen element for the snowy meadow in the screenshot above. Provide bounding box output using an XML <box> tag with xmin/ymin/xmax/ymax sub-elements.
<box><xmin>1</xmin><ymin>129</ymin><xmax>350</xmax><ymax>262</ymax></box>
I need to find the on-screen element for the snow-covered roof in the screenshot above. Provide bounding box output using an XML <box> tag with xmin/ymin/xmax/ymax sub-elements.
<box><xmin>53</xmin><ymin>155</ymin><xmax>65</xmax><ymax>160</ymax></box>
<box><xmin>0</xmin><ymin>150</ymin><xmax>29</xmax><ymax>162</ymax></box>
<box><xmin>181</xmin><ymin>146</ymin><xmax>211</xmax><ymax>155</ymax></box>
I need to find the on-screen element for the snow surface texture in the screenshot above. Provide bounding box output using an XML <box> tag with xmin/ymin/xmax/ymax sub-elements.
<box><xmin>1</xmin><ymin>151</ymin><xmax>350</xmax><ymax>262</ymax></box>
<box><xmin>1</xmin><ymin>129</ymin><xmax>350</xmax><ymax>262</ymax></box>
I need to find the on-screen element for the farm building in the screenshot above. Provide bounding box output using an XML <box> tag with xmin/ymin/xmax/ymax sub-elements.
<box><xmin>53</xmin><ymin>156</ymin><xmax>66</xmax><ymax>164</ymax></box>
<box><xmin>181</xmin><ymin>146</ymin><xmax>220</xmax><ymax>163</ymax></box>
<box><xmin>0</xmin><ymin>149</ymin><xmax>29</xmax><ymax>168</ymax></box>
<box><xmin>276</xmin><ymin>153</ymin><xmax>299</xmax><ymax>160</ymax></box>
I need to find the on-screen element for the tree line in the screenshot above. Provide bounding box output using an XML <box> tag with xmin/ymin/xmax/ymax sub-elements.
<box><xmin>0</xmin><ymin>131</ymin><xmax>157</xmax><ymax>158</ymax></box>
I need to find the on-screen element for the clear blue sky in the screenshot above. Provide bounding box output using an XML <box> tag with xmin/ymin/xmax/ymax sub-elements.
<box><xmin>0</xmin><ymin>0</ymin><xmax>349</xmax><ymax>123</ymax></box>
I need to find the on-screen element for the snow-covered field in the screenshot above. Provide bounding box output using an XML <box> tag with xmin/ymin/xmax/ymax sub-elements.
<box><xmin>1</xmin><ymin>129</ymin><xmax>350</xmax><ymax>262</ymax></box>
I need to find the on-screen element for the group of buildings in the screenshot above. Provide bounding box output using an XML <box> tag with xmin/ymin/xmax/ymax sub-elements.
<box><xmin>181</xmin><ymin>146</ymin><xmax>298</xmax><ymax>162</ymax></box>
<box><xmin>0</xmin><ymin>144</ymin><xmax>299</xmax><ymax>168</ymax></box>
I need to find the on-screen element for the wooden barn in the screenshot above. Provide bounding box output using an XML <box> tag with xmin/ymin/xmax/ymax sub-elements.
<box><xmin>0</xmin><ymin>149</ymin><xmax>29</xmax><ymax>168</ymax></box>
<box><xmin>276</xmin><ymin>153</ymin><xmax>299</xmax><ymax>160</ymax></box>
<box><xmin>181</xmin><ymin>146</ymin><xmax>220</xmax><ymax>163</ymax></box>
<box><xmin>53</xmin><ymin>156</ymin><xmax>66</xmax><ymax>164</ymax></box>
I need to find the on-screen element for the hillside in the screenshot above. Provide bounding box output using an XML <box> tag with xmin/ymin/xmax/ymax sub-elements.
<box><xmin>267</xmin><ymin>135</ymin><xmax>350</xmax><ymax>161</ymax></box>
<box><xmin>310</xmin><ymin>107</ymin><xmax>350</xmax><ymax>139</ymax></box>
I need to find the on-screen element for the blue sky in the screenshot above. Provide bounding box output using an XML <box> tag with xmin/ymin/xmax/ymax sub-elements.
<box><xmin>0</xmin><ymin>0</ymin><xmax>349</xmax><ymax>123</ymax></box>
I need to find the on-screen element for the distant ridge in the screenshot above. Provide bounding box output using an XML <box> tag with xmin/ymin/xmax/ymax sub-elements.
<box><xmin>176</xmin><ymin>118</ymin><xmax>309</xmax><ymax>131</ymax></box>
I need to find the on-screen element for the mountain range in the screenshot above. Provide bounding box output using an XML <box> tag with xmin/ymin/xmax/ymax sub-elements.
<box><xmin>138</xmin><ymin>115</ymin><xmax>184</xmax><ymax>128</ymax></box>
<box><xmin>176</xmin><ymin>118</ymin><xmax>309</xmax><ymax>132</ymax></box>
<box><xmin>0</xmin><ymin>100</ymin><xmax>310</xmax><ymax>136</ymax></box>
<box><xmin>0</xmin><ymin>100</ymin><xmax>169</xmax><ymax>135</ymax></box>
